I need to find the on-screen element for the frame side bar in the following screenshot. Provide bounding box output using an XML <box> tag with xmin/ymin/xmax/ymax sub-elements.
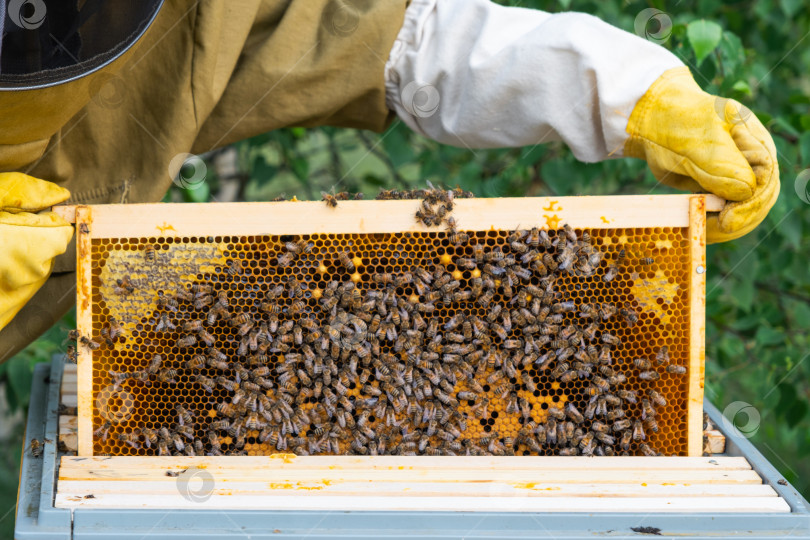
<box><xmin>76</xmin><ymin>206</ymin><xmax>94</xmax><ymax>456</ymax></box>
<box><xmin>687</xmin><ymin>196</ymin><xmax>706</xmax><ymax>456</ymax></box>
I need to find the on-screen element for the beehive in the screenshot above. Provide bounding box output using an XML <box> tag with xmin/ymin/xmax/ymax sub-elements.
<box><xmin>64</xmin><ymin>195</ymin><xmax>713</xmax><ymax>458</ymax></box>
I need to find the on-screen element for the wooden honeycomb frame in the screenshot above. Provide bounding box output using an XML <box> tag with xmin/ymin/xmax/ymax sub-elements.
<box><xmin>57</xmin><ymin>194</ymin><xmax>718</xmax><ymax>458</ymax></box>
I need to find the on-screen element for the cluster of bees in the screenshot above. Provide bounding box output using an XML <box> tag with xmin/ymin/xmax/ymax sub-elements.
<box><xmin>318</xmin><ymin>183</ymin><xmax>475</xmax><ymax>213</ymax></box>
<box><xmin>86</xmin><ymin>186</ymin><xmax>686</xmax><ymax>457</ymax></box>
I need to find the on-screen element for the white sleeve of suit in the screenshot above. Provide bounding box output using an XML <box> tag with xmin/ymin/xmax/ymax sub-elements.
<box><xmin>384</xmin><ymin>0</ymin><xmax>683</xmax><ymax>162</ymax></box>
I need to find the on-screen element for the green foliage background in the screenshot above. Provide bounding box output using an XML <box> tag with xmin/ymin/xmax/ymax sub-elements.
<box><xmin>2</xmin><ymin>0</ymin><xmax>809</xmax><ymax>535</ymax></box>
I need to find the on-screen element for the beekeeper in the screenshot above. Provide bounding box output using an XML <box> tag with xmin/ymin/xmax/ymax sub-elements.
<box><xmin>0</xmin><ymin>0</ymin><xmax>778</xmax><ymax>361</ymax></box>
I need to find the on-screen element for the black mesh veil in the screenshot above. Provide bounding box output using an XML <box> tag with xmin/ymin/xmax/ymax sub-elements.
<box><xmin>0</xmin><ymin>0</ymin><xmax>164</xmax><ymax>90</ymax></box>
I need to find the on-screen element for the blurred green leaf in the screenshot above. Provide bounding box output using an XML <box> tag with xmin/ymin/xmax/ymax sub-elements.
<box><xmin>687</xmin><ymin>20</ymin><xmax>723</xmax><ymax>66</ymax></box>
<box><xmin>733</xmin><ymin>272</ymin><xmax>756</xmax><ymax>312</ymax></box>
<box><xmin>755</xmin><ymin>326</ymin><xmax>785</xmax><ymax>346</ymax></box>
<box><xmin>799</xmin><ymin>132</ymin><xmax>810</xmax><ymax>167</ymax></box>
<box><xmin>290</xmin><ymin>157</ymin><xmax>309</xmax><ymax>182</ymax></box>
<box><xmin>779</xmin><ymin>213</ymin><xmax>802</xmax><ymax>250</ymax></box>
<box><xmin>731</xmin><ymin>80</ymin><xmax>752</xmax><ymax>97</ymax></box>
<box><xmin>252</xmin><ymin>155</ymin><xmax>278</xmax><ymax>187</ymax></box>
<box><xmin>777</xmin><ymin>384</ymin><xmax>807</xmax><ymax>428</ymax></box>
<box><xmin>382</xmin><ymin>126</ymin><xmax>415</xmax><ymax>169</ymax></box>
<box><xmin>717</xmin><ymin>31</ymin><xmax>745</xmax><ymax>74</ymax></box>
<box><xmin>182</xmin><ymin>182</ymin><xmax>210</xmax><ymax>203</ymax></box>
<box><xmin>6</xmin><ymin>358</ymin><xmax>31</xmax><ymax>411</ymax></box>
<box><xmin>779</xmin><ymin>0</ymin><xmax>804</xmax><ymax>17</ymax></box>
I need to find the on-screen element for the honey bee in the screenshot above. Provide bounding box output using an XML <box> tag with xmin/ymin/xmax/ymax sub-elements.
<box><xmin>594</xmin><ymin>302</ymin><xmax>615</xmax><ymax>321</ymax></box>
<box><xmin>565</xmin><ymin>402</ymin><xmax>584</xmax><ymax>423</ymax></box>
<box><xmin>277</xmin><ymin>252</ymin><xmax>295</xmax><ymax>268</ymax></box>
<box><xmin>591</xmin><ymin>375</ymin><xmax>609</xmax><ymax>393</ymax></box>
<box><xmin>227</xmin><ymin>312</ymin><xmax>250</xmax><ymax>330</ymax></box>
<box><xmin>445</xmin><ymin>217</ymin><xmax>469</xmax><ymax>245</ymax></box>
<box><xmin>157</xmin><ymin>295</ymin><xmax>179</xmax><ymax>312</ymax></box>
<box><xmin>619</xmin><ymin>305</ymin><xmax>639</xmax><ymax>327</ymax></box>
<box><xmin>321</xmin><ymin>191</ymin><xmax>338</xmax><ymax>208</ymax></box>
<box><xmin>603</xmin><ymin>249</ymin><xmax>625</xmax><ymax>282</ymax></box>
<box><xmin>156</xmin><ymin>368</ymin><xmax>178</xmax><ymax>384</ymax></box>
<box><xmin>195</xmin><ymin>374</ymin><xmax>216</xmax><ymax>394</ymax></box>
<box><xmin>136</xmin><ymin>427</ymin><xmax>157</xmax><ymax>449</ymax></box>
<box><xmin>639</xmin><ymin>443</ymin><xmax>659</xmax><ymax>456</ymax></box>
<box><xmin>667</xmin><ymin>364</ymin><xmax>687</xmax><ymax>375</ymax></box>
<box><xmin>521</xmin><ymin>227</ymin><xmax>542</xmax><ymax>247</ymax></box>
<box><xmin>93</xmin><ymin>420</ymin><xmax>112</xmax><ymax>441</ymax></box>
<box><xmin>640</xmin><ymin>257</ymin><xmax>654</xmax><ymax>265</ymax></box>
<box><xmin>648</xmin><ymin>389</ymin><xmax>667</xmax><ymax>407</ymax></box>
<box><xmin>415</xmin><ymin>206</ymin><xmax>438</xmax><ymax>227</ymax></box>
<box><xmin>558</xmin><ymin>223</ymin><xmax>576</xmax><ymax>243</ymax></box>
<box><xmin>612</xmin><ymin>419</ymin><xmax>631</xmax><ymax>432</ymax></box>
<box><xmin>115</xmin><ymin>431</ymin><xmax>141</xmax><ymax>449</ymax></box>
<box><xmin>558</xmin><ymin>246</ymin><xmax>576</xmax><ymax>273</ymax></box>
<box><xmin>470</xmin><ymin>244</ymin><xmax>485</xmax><ymax>264</ymax></box>
<box><xmin>80</xmin><ymin>336</ymin><xmax>101</xmax><ymax>350</ymax></box>
<box><xmin>29</xmin><ymin>438</ymin><xmax>43</xmax><ymax>457</ymax></box>
<box><xmin>633</xmin><ymin>357</ymin><xmax>652</xmax><ymax>370</ymax></box>
<box><xmin>176</xmin><ymin>335</ymin><xmax>197</xmax><ymax>349</ymax></box>
<box><xmin>227</xmin><ymin>259</ymin><xmax>243</xmax><ymax>276</ymax></box>
<box><xmin>191</xmin><ymin>294</ymin><xmax>212</xmax><ymax>310</ymax></box>
<box><xmin>167</xmin><ymin>431</ymin><xmax>185</xmax><ymax>452</ymax></box>
<box><xmin>190</xmin><ymin>283</ymin><xmax>213</xmax><ymax>295</ymax></box>
<box><xmin>639</xmin><ymin>370</ymin><xmax>661</xmax><ymax>381</ymax></box>
<box><xmin>641</xmin><ymin>398</ymin><xmax>657</xmax><ymax>419</ymax></box>
<box><xmin>196</xmin><ymin>328</ymin><xmax>216</xmax><ymax>347</ymax></box>
<box><xmin>655</xmin><ymin>345</ymin><xmax>670</xmax><ymax>366</ymax></box>
<box><xmin>62</xmin><ymin>344</ymin><xmax>78</xmax><ymax>364</ymax></box>
<box><xmin>144</xmin><ymin>244</ymin><xmax>156</xmax><ymax>263</ymax></box>
<box><xmin>260</xmin><ymin>301</ymin><xmax>282</xmax><ymax>315</ymax></box>
<box><xmin>338</xmin><ymin>251</ymin><xmax>355</xmax><ymax>272</ymax></box>
<box><xmin>180</xmin><ymin>355</ymin><xmax>204</xmax><ymax>372</ymax></box>
<box><xmin>617</xmin><ymin>389</ymin><xmax>638</xmax><ymax>404</ymax></box>
<box><xmin>114</xmin><ymin>276</ymin><xmax>135</xmax><ymax>295</ymax></box>
<box><xmin>600</xmin><ymin>333</ymin><xmax>620</xmax><ymax>347</ymax></box>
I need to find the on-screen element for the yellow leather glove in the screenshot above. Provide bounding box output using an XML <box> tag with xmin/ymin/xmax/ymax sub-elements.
<box><xmin>0</xmin><ymin>173</ymin><xmax>73</xmax><ymax>332</ymax></box>
<box><xmin>625</xmin><ymin>66</ymin><xmax>779</xmax><ymax>243</ymax></box>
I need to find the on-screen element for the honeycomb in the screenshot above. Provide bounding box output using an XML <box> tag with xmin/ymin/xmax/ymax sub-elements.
<box><xmin>86</xmin><ymin>224</ymin><xmax>692</xmax><ymax>456</ymax></box>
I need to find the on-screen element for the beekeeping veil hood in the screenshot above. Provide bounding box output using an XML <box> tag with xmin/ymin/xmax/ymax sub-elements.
<box><xmin>0</xmin><ymin>0</ymin><xmax>163</xmax><ymax>166</ymax></box>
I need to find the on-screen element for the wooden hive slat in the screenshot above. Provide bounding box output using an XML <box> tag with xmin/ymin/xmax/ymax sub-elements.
<box><xmin>55</xmin><ymin>456</ymin><xmax>787</xmax><ymax>513</ymax></box>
